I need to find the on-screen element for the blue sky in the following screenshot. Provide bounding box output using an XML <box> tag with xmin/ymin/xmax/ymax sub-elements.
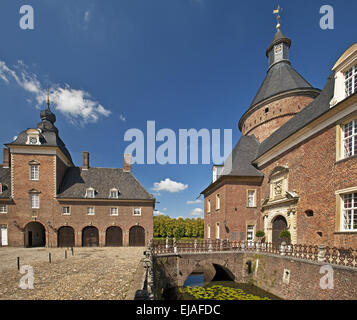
<box><xmin>0</xmin><ymin>0</ymin><xmax>355</xmax><ymax>218</ymax></box>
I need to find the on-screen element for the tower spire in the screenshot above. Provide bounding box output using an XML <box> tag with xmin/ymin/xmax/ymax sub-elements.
<box><xmin>273</xmin><ymin>5</ymin><xmax>283</xmax><ymax>30</ymax></box>
<box><xmin>46</xmin><ymin>87</ymin><xmax>50</xmax><ymax>109</ymax></box>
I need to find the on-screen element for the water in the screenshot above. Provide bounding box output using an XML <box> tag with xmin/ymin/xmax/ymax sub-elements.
<box><xmin>177</xmin><ymin>273</ymin><xmax>281</xmax><ymax>301</ymax></box>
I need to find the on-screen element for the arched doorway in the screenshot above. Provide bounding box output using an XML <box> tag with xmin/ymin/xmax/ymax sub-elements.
<box><xmin>58</xmin><ymin>226</ymin><xmax>75</xmax><ymax>247</ymax></box>
<box><xmin>105</xmin><ymin>226</ymin><xmax>123</xmax><ymax>247</ymax></box>
<box><xmin>82</xmin><ymin>226</ymin><xmax>99</xmax><ymax>247</ymax></box>
<box><xmin>272</xmin><ymin>215</ymin><xmax>288</xmax><ymax>244</ymax></box>
<box><xmin>129</xmin><ymin>226</ymin><xmax>145</xmax><ymax>246</ymax></box>
<box><xmin>25</xmin><ymin>222</ymin><xmax>46</xmax><ymax>248</ymax></box>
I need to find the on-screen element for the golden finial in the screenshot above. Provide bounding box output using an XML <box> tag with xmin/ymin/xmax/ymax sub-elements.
<box><xmin>273</xmin><ymin>5</ymin><xmax>282</xmax><ymax>30</ymax></box>
<box><xmin>46</xmin><ymin>87</ymin><xmax>50</xmax><ymax>109</ymax></box>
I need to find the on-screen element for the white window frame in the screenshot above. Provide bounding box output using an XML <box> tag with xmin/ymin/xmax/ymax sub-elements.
<box><xmin>344</xmin><ymin>64</ymin><xmax>357</xmax><ymax>98</ymax></box>
<box><xmin>87</xmin><ymin>207</ymin><xmax>95</xmax><ymax>216</ymax></box>
<box><xmin>341</xmin><ymin>193</ymin><xmax>357</xmax><ymax>231</ymax></box>
<box><xmin>207</xmin><ymin>224</ymin><xmax>211</xmax><ymax>239</ymax></box>
<box><xmin>110</xmin><ymin>207</ymin><xmax>118</xmax><ymax>216</ymax></box>
<box><xmin>247</xmin><ymin>190</ymin><xmax>256</xmax><ymax>208</ymax></box>
<box><xmin>342</xmin><ymin>119</ymin><xmax>357</xmax><ymax>159</ymax></box>
<box><xmin>62</xmin><ymin>206</ymin><xmax>70</xmax><ymax>216</ymax></box>
<box><xmin>133</xmin><ymin>208</ymin><xmax>142</xmax><ymax>216</ymax></box>
<box><xmin>31</xmin><ymin>194</ymin><xmax>40</xmax><ymax>209</ymax></box>
<box><xmin>109</xmin><ymin>188</ymin><xmax>119</xmax><ymax>199</ymax></box>
<box><xmin>247</xmin><ymin>225</ymin><xmax>255</xmax><ymax>243</ymax></box>
<box><xmin>207</xmin><ymin>199</ymin><xmax>211</xmax><ymax>214</ymax></box>
<box><xmin>0</xmin><ymin>204</ymin><xmax>7</xmax><ymax>214</ymax></box>
<box><xmin>30</xmin><ymin>165</ymin><xmax>39</xmax><ymax>181</ymax></box>
<box><xmin>85</xmin><ymin>188</ymin><xmax>95</xmax><ymax>198</ymax></box>
<box><xmin>216</xmin><ymin>194</ymin><xmax>220</xmax><ymax>210</ymax></box>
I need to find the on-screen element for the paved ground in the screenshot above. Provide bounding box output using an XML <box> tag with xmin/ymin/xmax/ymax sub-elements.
<box><xmin>0</xmin><ymin>247</ymin><xmax>146</xmax><ymax>300</ymax></box>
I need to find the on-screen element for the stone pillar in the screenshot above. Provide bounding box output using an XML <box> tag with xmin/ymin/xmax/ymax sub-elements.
<box><xmin>318</xmin><ymin>244</ymin><xmax>326</xmax><ymax>262</ymax></box>
<box><xmin>208</xmin><ymin>239</ymin><xmax>213</xmax><ymax>252</ymax></box>
<box><xmin>173</xmin><ymin>237</ymin><xmax>177</xmax><ymax>254</ymax></box>
<box><xmin>280</xmin><ymin>241</ymin><xmax>286</xmax><ymax>256</ymax></box>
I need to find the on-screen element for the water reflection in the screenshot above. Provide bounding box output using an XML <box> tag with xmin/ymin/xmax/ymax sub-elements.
<box><xmin>178</xmin><ymin>273</ymin><xmax>280</xmax><ymax>301</ymax></box>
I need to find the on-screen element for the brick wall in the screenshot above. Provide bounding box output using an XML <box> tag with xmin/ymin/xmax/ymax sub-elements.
<box><xmin>259</xmin><ymin>124</ymin><xmax>357</xmax><ymax>248</ymax></box>
<box><xmin>204</xmin><ymin>181</ymin><xmax>263</xmax><ymax>241</ymax></box>
<box><xmin>1</xmin><ymin>151</ymin><xmax>154</xmax><ymax>247</ymax></box>
<box><xmin>241</xmin><ymin>96</ymin><xmax>315</xmax><ymax>142</ymax></box>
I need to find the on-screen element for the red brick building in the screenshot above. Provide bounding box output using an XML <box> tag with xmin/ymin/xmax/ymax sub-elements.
<box><xmin>0</xmin><ymin>102</ymin><xmax>155</xmax><ymax>247</ymax></box>
<box><xmin>202</xmin><ymin>29</ymin><xmax>357</xmax><ymax>248</ymax></box>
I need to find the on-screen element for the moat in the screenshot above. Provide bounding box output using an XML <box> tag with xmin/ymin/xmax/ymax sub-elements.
<box><xmin>166</xmin><ymin>273</ymin><xmax>281</xmax><ymax>301</ymax></box>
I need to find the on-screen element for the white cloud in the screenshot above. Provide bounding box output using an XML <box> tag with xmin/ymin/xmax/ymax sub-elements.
<box><xmin>84</xmin><ymin>10</ymin><xmax>90</xmax><ymax>23</ymax></box>
<box><xmin>119</xmin><ymin>114</ymin><xmax>126</xmax><ymax>122</ymax></box>
<box><xmin>152</xmin><ymin>178</ymin><xmax>188</xmax><ymax>193</ymax></box>
<box><xmin>186</xmin><ymin>199</ymin><xmax>202</xmax><ymax>205</ymax></box>
<box><xmin>154</xmin><ymin>210</ymin><xmax>165</xmax><ymax>216</ymax></box>
<box><xmin>0</xmin><ymin>60</ymin><xmax>111</xmax><ymax>125</ymax></box>
<box><xmin>190</xmin><ymin>208</ymin><xmax>203</xmax><ymax>217</ymax></box>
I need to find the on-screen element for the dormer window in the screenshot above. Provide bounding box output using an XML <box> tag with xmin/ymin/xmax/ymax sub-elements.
<box><xmin>25</xmin><ymin>129</ymin><xmax>41</xmax><ymax>145</ymax></box>
<box><xmin>85</xmin><ymin>188</ymin><xmax>95</xmax><ymax>198</ymax></box>
<box><xmin>109</xmin><ymin>188</ymin><xmax>119</xmax><ymax>199</ymax></box>
<box><xmin>331</xmin><ymin>43</ymin><xmax>357</xmax><ymax>107</ymax></box>
<box><xmin>345</xmin><ymin>64</ymin><xmax>357</xmax><ymax>97</ymax></box>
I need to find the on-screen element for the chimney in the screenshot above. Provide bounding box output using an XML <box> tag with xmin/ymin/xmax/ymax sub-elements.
<box><xmin>3</xmin><ymin>148</ymin><xmax>9</xmax><ymax>168</ymax></box>
<box><xmin>83</xmin><ymin>152</ymin><xmax>89</xmax><ymax>170</ymax></box>
<box><xmin>123</xmin><ymin>153</ymin><xmax>132</xmax><ymax>173</ymax></box>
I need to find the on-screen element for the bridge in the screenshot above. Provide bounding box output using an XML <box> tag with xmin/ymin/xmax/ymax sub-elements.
<box><xmin>149</xmin><ymin>239</ymin><xmax>357</xmax><ymax>300</ymax></box>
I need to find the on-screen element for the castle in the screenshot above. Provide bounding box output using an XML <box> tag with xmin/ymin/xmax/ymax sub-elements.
<box><xmin>0</xmin><ymin>101</ymin><xmax>155</xmax><ymax>247</ymax></box>
<box><xmin>202</xmin><ymin>27</ymin><xmax>357</xmax><ymax>248</ymax></box>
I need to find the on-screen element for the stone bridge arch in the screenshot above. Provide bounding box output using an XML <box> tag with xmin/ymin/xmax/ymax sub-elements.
<box><xmin>177</xmin><ymin>253</ymin><xmax>245</xmax><ymax>287</ymax></box>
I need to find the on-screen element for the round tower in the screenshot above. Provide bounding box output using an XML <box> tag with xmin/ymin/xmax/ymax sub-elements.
<box><xmin>238</xmin><ymin>28</ymin><xmax>321</xmax><ymax>142</ymax></box>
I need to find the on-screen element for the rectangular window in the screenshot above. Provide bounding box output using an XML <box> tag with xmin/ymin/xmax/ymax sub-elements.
<box><xmin>247</xmin><ymin>190</ymin><xmax>256</xmax><ymax>207</ymax></box>
<box><xmin>87</xmin><ymin>207</ymin><xmax>95</xmax><ymax>216</ymax></box>
<box><xmin>30</xmin><ymin>165</ymin><xmax>39</xmax><ymax>181</ymax></box>
<box><xmin>110</xmin><ymin>208</ymin><xmax>118</xmax><ymax>216</ymax></box>
<box><xmin>247</xmin><ymin>225</ymin><xmax>254</xmax><ymax>242</ymax></box>
<box><xmin>342</xmin><ymin>193</ymin><xmax>357</xmax><ymax>231</ymax></box>
<box><xmin>207</xmin><ymin>224</ymin><xmax>211</xmax><ymax>239</ymax></box>
<box><xmin>216</xmin><ymin>194</ymin><xmax>220</xmax><ymax>210</ymax></box>
<box><xmin>110</xmin><ymin>190</ymin><xmax>118</xmax><ymax>199</ymax></box>
<box><xmin>345</xmin><ymin>64</ymin><xmax>357</xmax><ymax>97</ymax></box>
<box><xmin>207</xmin><ymin>200</ymin><xmax>211</xmax><ymax>213</ymax></box>
<box><xmin>133</xmin><ymin>208</ymin><xmax>142</xmax><ymax>216</ymax></box>
<box><xmin>0</xmin><ymin>205</ymin><xmax>7</xmax><ymax>214</ymax></box>
<box><xmin>31</xmin><ymin>194</ymin><xmax>39</xmax><ymax>209</ymax></box>
<box><xmin>62</xmin><ymin>207</ymin><xmax>70</xmax><ymax>215</ymax></box>
<box><xmin>343</xmin><ymin>120</ymin><xmax>357</xmax><ymax>158</ymax></box>
<box><xmin>86</xmin><ymin>189</ymin><xmax>95</xmax><ymax>198</ymax></box>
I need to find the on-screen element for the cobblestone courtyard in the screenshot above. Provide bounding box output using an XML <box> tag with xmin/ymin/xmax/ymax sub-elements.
<box><xmin>0</xmin><ymin>247</ymin><xmax>146</xmax><ymax>300</ymax></box>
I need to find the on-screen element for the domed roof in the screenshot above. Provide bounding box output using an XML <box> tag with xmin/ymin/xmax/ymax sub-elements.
<box><xmin>238</xmin><ymin>29</ymin><xmax>320</xmax><ymax>131</ymax></box>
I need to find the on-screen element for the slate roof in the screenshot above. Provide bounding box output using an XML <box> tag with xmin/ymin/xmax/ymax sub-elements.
<box><xmin>57</xmin><ymin>167</ymin><xmax>155</xmax><ymax>201</ymax></box>
<box><xmin>0</xmin><ymin>165</ymin><xmax>11</xmax><ymax>199</ymax></box>
<box><xmin>256</xmin><ymin>71</ymin><xmax>335</xmax><ymax>159</ymax></box>
<box><xmin>249</xmin><ymin>61</ymin><xmax>314</xmax><ymax>110</ymax></box>
<box><xmin>219</xmin><ymin>135</ymin><xmax>263</xmax><ymax>178</ymax></box>
<box><xmin>265</xmin><ymin>29</ymin><xmax>291</xmax><ymax>56</ymax></box>
<box><xmin>8</xmin><ymin>130</ymin><xmax>73</xmax><ymax>163</ymax></box>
